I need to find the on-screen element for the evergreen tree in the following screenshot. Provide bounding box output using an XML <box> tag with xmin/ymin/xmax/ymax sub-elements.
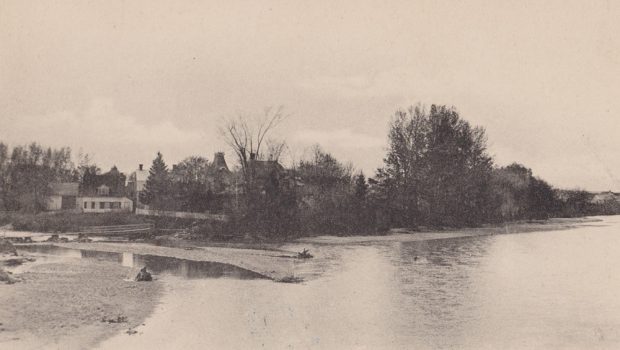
<box><xmin>141</xmin><ymin>152</ymin><xmax>172</xmax><ymax>210</ymax></box>
<box><xmin>354</xmin><ymin>172</ymin><xmax>368</xmax><ymax>200</ymax></box>
<box><xmin>171</xmin><ymin>156</ymin><xmax>211</xmax><ymax>212</ymax></box>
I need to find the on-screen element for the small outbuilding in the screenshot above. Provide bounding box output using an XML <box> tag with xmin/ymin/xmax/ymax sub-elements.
<box><xmin>46</xmin><ymin>182</ymin><xmax>79</xmax><ymax>211</ymax></box>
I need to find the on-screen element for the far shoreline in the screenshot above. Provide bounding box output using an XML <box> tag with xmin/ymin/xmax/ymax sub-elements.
<box><xmin>295</xmin><ymin>216</ymin><xmax>604</xmax><ymax>245</ymax></box>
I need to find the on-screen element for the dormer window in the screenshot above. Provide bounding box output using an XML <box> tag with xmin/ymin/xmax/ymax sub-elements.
<box><xmin>97</xmin><ymin>185</ymin><xmax>110</xmax><ymax>196</ymax></box>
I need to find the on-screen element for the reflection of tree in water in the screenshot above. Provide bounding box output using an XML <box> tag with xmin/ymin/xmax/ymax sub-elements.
<box><xmin>392</xmin><ymin>236</ymin><xmax>493</xmax><ymax>347</ymax></box>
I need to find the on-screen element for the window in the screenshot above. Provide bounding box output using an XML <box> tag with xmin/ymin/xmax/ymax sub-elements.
<box><xmin>84</xmin><ymin>202</ymin><xmax>88</xmax><ymax>209</ymax></box>
<box><xmin>97</xmin><ymin>185</ymin><xmax>110</xmax><ymax>196</ymax></box>
<box><xmin>99</xmin><ymin>202</ymin><xmax>105</xmax><ymax>209</ymax></box>
<box><xmin>91</xmin><ymin>202</ymin><xmax>95</xmax><ymax>209</ymax></box>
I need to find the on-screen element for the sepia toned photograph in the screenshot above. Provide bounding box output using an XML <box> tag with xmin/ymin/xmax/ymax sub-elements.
<box><xmin>1</xmin><ymin>1</ymin><xmax>619</xmax><ymax>349</ymax></box>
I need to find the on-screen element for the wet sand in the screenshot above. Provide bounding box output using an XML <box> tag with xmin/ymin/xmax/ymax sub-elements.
<box><xmin>0</xmin><ymin>258</ymin><xmax>162</xmax><ymax>350</ymax></box>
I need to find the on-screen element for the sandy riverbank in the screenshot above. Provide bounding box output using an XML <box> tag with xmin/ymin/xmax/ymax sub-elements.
<box><xmin>0</xmin><ymin>258</ymin><xmax>163</xmax><ymax>350</ymax></box>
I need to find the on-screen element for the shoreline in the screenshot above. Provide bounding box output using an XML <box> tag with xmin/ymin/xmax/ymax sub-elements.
<box><xmin>296</xmin><ymin>216</ymin><xmax>603</xmax><ymax>244</ymax></box>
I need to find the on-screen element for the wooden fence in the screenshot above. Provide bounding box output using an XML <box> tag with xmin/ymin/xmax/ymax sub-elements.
<box><xmin>77</xmin><ymin>223</ymin><xmax>154</xmax><ymax>236</ymax></box>
<box><xmin>135</xmin><ymin>208</ymin><xmax>228</xmax><ymax>221</ymax></box>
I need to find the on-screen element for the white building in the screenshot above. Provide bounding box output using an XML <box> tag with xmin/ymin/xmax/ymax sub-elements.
<box><xmin>78</xmin><ymin>196</ymin><xmax>133</xmax><ymax>213</ymax></box>
<box><xmin>127</xmin><ymin>164</ymin><xmax>149</xmax><ymax>208</ymax></box>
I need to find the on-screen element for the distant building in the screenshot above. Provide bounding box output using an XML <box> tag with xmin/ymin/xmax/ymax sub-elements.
<box><xmin>207</xmin><ymin>152</ymin><xmax>233</xmax><ymax>194</ymax></box>
<box><xmin>81</xmin><ymin>166</ymin><xmax>127</xmax><ymax>197</ymax></box>
<box><xmin>248</xmin><ymin>159</ymin><xmax>286</xmax><ymax>192</ymax></box>
<box><xmin>46</xmin><ymin>182</ymin><xmax>79</xmax><ymax>211</ymax></box>
<box><xmin>244</xmin><ymin>155</ymin><xmax>299</xmax><ymax>196</ymax></box>
<box><xmin>591</xmin><ymin>191</ymin><xmax>620</xmax><ymax>204</ymax></box>
<box><xmin>127</xmin><ymin>164</ymin><xmax>149</xmax><ymax>209</ymax></box>
<box><xmin>46</xmin><ymin>179</ymin><xmax>133</xmax><ymax>213</ymax></box>
<box><xmin>77</xmin><ymin>196</ymin><xmax>133</xmax><ymax>213</ymax></box>
<box><xmin>78</xmin><ymin>166</ymin><xmax>133</xmax><ymax>213</ymax></box>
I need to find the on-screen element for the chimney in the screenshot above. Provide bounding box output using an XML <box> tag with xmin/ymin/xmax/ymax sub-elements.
<box><xmin>213</xmin><ymin>152</ymin><xmax>229</xmax><ymax>171</ymax></box>
<box><xmin>139</xmin><ymin>164</ymin><xmax>143</xmax><ymax>171</ymax></box>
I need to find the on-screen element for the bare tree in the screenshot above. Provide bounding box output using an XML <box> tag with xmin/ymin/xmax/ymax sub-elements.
<box><xmin>265</xmin><ymin>139</ymin><xmax>287</xmax><ymax>162</ymax></box>
<box><xmin>220</xmin><ymin>106</ymin><xmax>287</xmax><ymax>186</ymax></box>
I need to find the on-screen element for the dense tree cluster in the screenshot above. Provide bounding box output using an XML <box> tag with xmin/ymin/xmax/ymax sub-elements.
<box><xmin>372</xmin><ymin>105</ymin><xmax>494</xmax><ymax>227</ymax></box>
<box><xmin>0</xmin><ymin>142</ymin><xmax>78</xmax><ymax>212</ymax></box>
<box><xmin>362</xmin><ymin>105</ymin><xmax>614</xmax><ymax>230</ymax></box>
<box><xmin>140</xmin><ymin>153</ymin><xmax>217</xmax><ymax>212</ymax></box>
<box><xmin>219</xmin><ymin>104</ymin><xmax>619</xmax><ymax>237</ymax></box>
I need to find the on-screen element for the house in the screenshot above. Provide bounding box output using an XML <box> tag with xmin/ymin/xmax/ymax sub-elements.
<box><xmin>78</xmin><ymin>166</ymin><xmax>133</xmax><ymax>213</ymax></box>
<box><xmin>46</xmin><ymin>182</ymin><xmax>79</xmax><ymax>211</ymax></box>
<box><xmin>81</xmin><ymin>166</ymin><xmax>127</xmax><ymax>197</ymax></box>
<box><xmin>127</xmin><ymin>164</ymin><xmax>149</xmax><ymax>208</ymax></box>
<box><xmin>248</xmin><ymin>159</ymin><xmax>286</xmax><ymax>192</ymax></box>
<box><xmin>245</xmin><ymin>157</ymin><xmax>300</xmax><ymax>196</ymax></box>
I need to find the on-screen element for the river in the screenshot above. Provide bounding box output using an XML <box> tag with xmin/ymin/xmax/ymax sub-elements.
<box><xmin>98</xmin><ymin>215</ymin><xmax>620</xmax><ymax>349</ymax></box>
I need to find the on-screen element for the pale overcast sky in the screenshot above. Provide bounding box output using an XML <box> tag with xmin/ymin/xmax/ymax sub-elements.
<box><xmin>1</xmin><ymin>0</ymin><xmax>619</xmax><ymax>191</ymax></box>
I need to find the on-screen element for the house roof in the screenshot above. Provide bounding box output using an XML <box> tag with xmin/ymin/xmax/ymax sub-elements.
<box><xmin>50</xmin><ymin>182</ymin><xmax>79</xmax><ymax>196</ymax></box>
<box><xmin>134</xmin><ymin>169</ymin><xmax>149</xmax><ymax>182</ymax></box>
<box><xmin>248</xmin><ymin>160</ymin><xmax>285</xmax><ymax>180</ymax></box>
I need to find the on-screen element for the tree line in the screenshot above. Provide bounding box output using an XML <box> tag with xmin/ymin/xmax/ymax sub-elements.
<box><xmin>209</xmin><ymin>104</ymin><xmax>619</xmax><ymax>238</ymax></box>
<box><xmin>2</xmin><ymin>103</ymin><xmax>618</xmax><ymax>239</ymax></box>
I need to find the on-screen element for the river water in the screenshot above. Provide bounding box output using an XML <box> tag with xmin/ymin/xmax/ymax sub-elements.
<box><xmin>99</xmin><ymin>216</ymin><xmax>620</xmax><ymax>349</ymax></box>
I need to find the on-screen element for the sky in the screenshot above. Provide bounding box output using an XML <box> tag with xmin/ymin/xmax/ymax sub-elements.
<box><xmin>1</xmin><ymin>0</ymin><xmax>619</xmax><ymax>191</ymax></box>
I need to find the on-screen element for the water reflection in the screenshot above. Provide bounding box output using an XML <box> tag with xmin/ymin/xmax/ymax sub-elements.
<box><xmin>17</xmin><ymin>245</ymin><xmax>266</xmax><ymax>280</ymax></box>
<box><xmin>379</xmin><ymin>236</ymin><xmax>491</xmax><ymax>348</ymax></box>
<box><xmin>283</xmin><ymin>220</ymin><xmax>620</xmax><ymax>349</ymax></box>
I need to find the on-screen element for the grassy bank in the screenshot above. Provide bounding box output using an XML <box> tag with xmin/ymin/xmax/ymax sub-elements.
<box><xmin>0</xmin><ymin>212</ymin><xmax>149</xmax><ymax>233</ymax></box>
<box><xmin>0</xmin><ymin>211</ymin><xmax>233</xmax><ymax>238</ymax></box>
<box><xmin>0</xmin><ymin>210</ymin><xmax>608</xmax><ymax>244</ymax></box>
